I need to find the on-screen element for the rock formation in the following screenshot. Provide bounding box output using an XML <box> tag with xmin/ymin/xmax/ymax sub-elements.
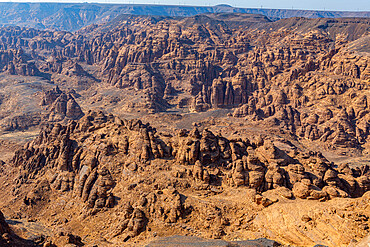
<box><xmin>0</xmin><ymin>210</ymin><xmax>33</xmax><ymax>246</ymax></box>
<box><xmin>3</xmin><ymin>110</ymin><xmax>369</xmax><ymax>246</ymax></box>
<box><xmin>0</xmin><ymin>12</ymin><xmax>369</xmax><ymax>247</ymax></box>
<box><xmin>1</xmin><ymin>14</ymin><xmax>368</xmax><ymax>153</ymax></box>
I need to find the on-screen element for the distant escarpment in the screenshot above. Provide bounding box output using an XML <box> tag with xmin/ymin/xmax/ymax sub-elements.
<box><xmin>0</xmin><ymin>2</ymin><xmax>369</xmax><ymax>31</ymax></box>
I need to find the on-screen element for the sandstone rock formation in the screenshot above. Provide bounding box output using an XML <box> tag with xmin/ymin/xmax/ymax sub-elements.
<box><xmin>0</xmin><ymin>211</ymin><xmax>11</xmax><ymax>244</ymax></box>
<box><xmin>2</xmin><ymin>111</ymin><xmax>368</xmax><ymax>246</ymax></box>
<box><xmin>43</xmin><ymin>88</ymin><xmax>84</xmax><ymax>122</ymax></box>
<box><xmin>0</xmin><ymin>15</ymin><xmax>368</xmax><ymax>152</ymax></box>
<box><xmin>0</xmin><ymin>210</ymin><xmax>33</xmax><ymax>246</ymax></box>
<box><xmin>0</xmin><ymin>12</ymin><xmax>369</xmax><ymax>247</ymax></box>
<box><xmin>0</xmin><ymin>85</ymin><xmax>83</xmax><ymax>131</ymax></box>
<box><xmin>11</xmin><ymin>111</ymin><xmax>370</xmax><ymax>203</ymax></box>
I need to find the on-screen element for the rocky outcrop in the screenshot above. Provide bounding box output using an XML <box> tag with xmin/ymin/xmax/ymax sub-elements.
<box><xmin>40</xmin><ymin>58</ymin><xmax>92</xmax><ymax>79</ymax></box>
<box><xmin>0</xmin><ymin>210</ymin><xmax>11</xmax><ymax>238</ymax></box>
<box><xmin>0</xmin><ymin>86</ymin><xmax>83</xmax><ymax>132</ymax></box>
<box><xmin>5</xmin><ymin>111</ymin><xmax>370</xmax><ymax>245</ymax></box>
<box><xmin>0</xmin><ymin>16</ymin><xmax>368</xmax><ymax>151</ymax></box>
<box><xmin>41</xmin><ymin>87</ymin><xmax>84</xmax><ymax>122</ymax></box>
<box><xmin>11</xmin><ymin>111</ymin><xmax>370</xmax><ymax>209</ymax></box>
<box><xmin>0</xmin><ymin>210</ymin><xmax>33</xmax><ymax>246</ymax></box>
<box><xmin>48</xmin><ymin>92</ymin><xmax>84</xmax><ymax>121</ymax></box>
<box><xmin>0</xmin><ymin>49</ymin><xmax>41</xmax><ymax>76</ymax></box>
<box><xmin>0</xmin><ymin>13</ymin><xmax>369</xmax><ymax>247</ymax></box>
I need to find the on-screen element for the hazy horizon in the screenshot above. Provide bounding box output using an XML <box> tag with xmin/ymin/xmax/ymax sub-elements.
<box><xmin>0</xmin><ymin>0</ymin><xmax>369</xmax><ymax>12</ymax></box>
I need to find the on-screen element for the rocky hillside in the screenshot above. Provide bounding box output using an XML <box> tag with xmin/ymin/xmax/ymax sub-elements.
<box><xmin>0</xmin><ymin>12</ymin><xmax>369</xmax><ymax>247</ymax></box>
<box><xmin>2</xmin><ymin>111</ymin><xmax>369</xmax><ymax>246</ymax></box>
<box><xmin>0</xmin><ymin>2</ymin><xmax>369</xmax><ymax>31</ymax></box>
<box><xmin>0</xmin><ymin>210</ymin><xmax>34</xmax><ymax>246</ymax></box>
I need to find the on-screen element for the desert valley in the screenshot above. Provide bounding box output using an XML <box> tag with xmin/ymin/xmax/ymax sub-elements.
<box><xmin>0</xmin><ymin>3</ymin><xmax>369</xmax><ymax>247</ymax></box>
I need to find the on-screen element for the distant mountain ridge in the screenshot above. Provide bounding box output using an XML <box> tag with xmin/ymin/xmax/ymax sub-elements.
<box><xmin>0</xmin><ymin>2</ymin><xmax>369</xmax><ymax>31</ymax></box>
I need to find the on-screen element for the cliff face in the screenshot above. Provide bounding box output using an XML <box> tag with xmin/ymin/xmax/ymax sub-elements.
<box><xmin>0</xmin><ymin>3</ymin><xmax>369</xmax><ymax>31</ymax></box>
